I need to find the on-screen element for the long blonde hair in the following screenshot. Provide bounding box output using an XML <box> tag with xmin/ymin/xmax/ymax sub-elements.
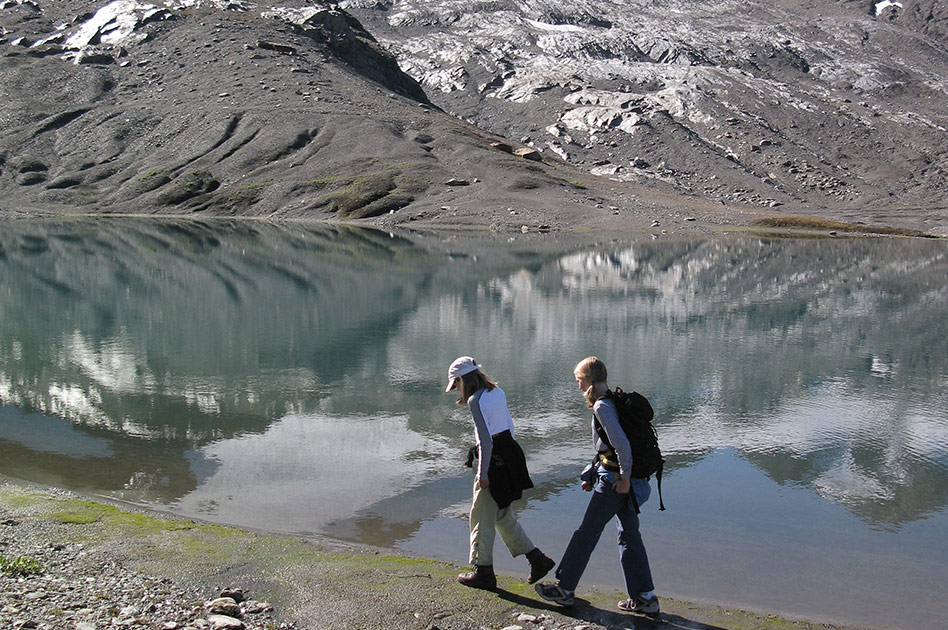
<box><xmin>456</xmin><ymin>368</ymin><xmax>498</xmax><ymax>405</ymax></box>
<box><xmin>574</xmin><ymin>356</ymin><xmax>609</xmax><ymax>408</ymax></box>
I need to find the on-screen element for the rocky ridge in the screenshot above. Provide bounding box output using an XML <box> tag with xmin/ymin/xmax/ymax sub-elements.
<box><xmin>342</xmin><ymin>0</ymin><xmax>948</xmax><ymax>233</ymax></box>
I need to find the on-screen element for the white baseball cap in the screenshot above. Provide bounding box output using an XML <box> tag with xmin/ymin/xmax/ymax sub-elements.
<box><xmin>445</xmin><ymin>356</ymin><xmax>482</xmax><ymax>392</ymax></box>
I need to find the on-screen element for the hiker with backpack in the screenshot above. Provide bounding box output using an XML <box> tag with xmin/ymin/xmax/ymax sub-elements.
<box><xmin>445</xmin><ymin>356</ymin><xmax>556</xmax><ymax>590</ymax></box>
<box><xmin>535</xmin><ymin>356</ymin><xmax>661</xmax><ymax>616</ymax></box>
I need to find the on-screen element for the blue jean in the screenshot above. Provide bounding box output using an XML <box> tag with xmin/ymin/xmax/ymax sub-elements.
<box><xmin>554</xmin><ymin>468</ymin><xmax>655</xmax><ymax>597</ymax></box>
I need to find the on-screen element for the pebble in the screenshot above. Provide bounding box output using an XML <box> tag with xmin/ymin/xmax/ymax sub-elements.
<box><xmin>119</xmin><ymin>605</ymin><xmax>140</xmax><ymax>617</ymax></box>
<box><xmin>243</xmin><ymin>600</ymin><xmax>272</xmax><ymax>614</ymax></box>
<box><xmin>207</xmin><ymin>597</ymin><xmax>241</xmax><ymax>617</ymax></box>
<box><xmin>219</xmin><ymin>589</ymin><xmax>245</xmax><ymax>603</ymax></box>
<box><xmin>207</xmin><ymin>614</ymin><xmax>245</xmax><ymax>629</ymax></box>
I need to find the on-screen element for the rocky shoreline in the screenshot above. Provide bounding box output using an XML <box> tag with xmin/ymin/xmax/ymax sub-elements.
<box><xmin>1</xmin><ymin>537</ymin><xmax>285</xmax><ymax>630</ymax></box>
<box><xmin>1</xmin><ymin>491</ymin><xmax>292</xmax><ymax>630</ymax></box>
<box><xmin>1</xmin><ymin>481</ymin><xmax>882</xmax><ymax>630</ymax></box>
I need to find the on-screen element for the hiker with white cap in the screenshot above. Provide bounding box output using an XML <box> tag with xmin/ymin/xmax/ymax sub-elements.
<box><xmin>445</xmin><ymin>356</ymin><xmax>555</xmax><ymax>590</ymax></box>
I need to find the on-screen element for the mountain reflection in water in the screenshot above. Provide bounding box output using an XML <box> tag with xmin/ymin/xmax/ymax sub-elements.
<box><xmin>1</xmin><ymin>220</ymin><xmax>946</xmax><ymax>627</ymax></box>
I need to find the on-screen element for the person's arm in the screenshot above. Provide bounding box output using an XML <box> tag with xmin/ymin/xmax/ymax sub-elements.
<box><xmin>595</xmin><ymin>400</ymin><xmax>632</xmax><ymax>493</ymax></box>
<box><xmin>469</xmin><ymin>392</ymin><xmax>493</xmax><ymax>486</ymax></box>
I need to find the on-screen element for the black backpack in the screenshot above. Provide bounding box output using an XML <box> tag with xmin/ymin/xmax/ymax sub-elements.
<box><xmin>594</xmin><ymin>387</ymin><xmax>665</xmax><ymax>511</ymax></box>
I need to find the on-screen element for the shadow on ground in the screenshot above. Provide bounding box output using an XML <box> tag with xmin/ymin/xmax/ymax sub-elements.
<box><xmin>497</xmin><ymin>589</ymin><xmax>729</xmax><ymax>630</ymax></box>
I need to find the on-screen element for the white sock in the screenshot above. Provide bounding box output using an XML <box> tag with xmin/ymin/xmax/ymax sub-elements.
<box><xmin>640</xmin><ymin>590</ymin><xmax>655</xmax><ymax>600</ymax></box>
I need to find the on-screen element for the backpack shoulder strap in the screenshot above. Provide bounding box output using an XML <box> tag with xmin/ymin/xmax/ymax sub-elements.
<box><xmin>592</xmin><ymin>391</ymin><xmax>617</xmax><ymax>449</ymax></box>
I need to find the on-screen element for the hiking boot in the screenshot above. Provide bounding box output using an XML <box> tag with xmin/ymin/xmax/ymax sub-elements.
<box><xmin>618</xmin><ymin>595</ymin><xmax>660</xmax><ymax>616</ymax></box>
<box><xmin>457</xmin><ymin>564</ymin><xmax>496</xmax><ymax>590</ymax></box>
<box><xmin>534</xmin><ymin>582</ymin><xmax>575</xmax><ymax>606</ymax></box>
<box><xmin>525</xmin><ymin>548</ymin><xmax>556</xmax><ymax>584</ymax></box>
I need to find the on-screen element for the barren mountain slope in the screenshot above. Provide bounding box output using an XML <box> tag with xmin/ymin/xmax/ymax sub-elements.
<box><xmin>3</xmin><ymin>0</ymin><xmax>705</xmax><ymax>234</ymax></box>
<box><xmin>1</xmin><ymin>0</ymin><xmax>946</xmax><ymax>235</ymax></box>
<box><xmin>342</xmin><ymin>0</ymin><xmax>948</xmax><ymax>233</ymax></box>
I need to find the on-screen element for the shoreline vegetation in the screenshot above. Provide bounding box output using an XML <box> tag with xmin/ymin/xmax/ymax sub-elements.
<box><xmin>1</xmin><ymin>480</ymin><xmax>881</xmax><ymax>630</ymax></box>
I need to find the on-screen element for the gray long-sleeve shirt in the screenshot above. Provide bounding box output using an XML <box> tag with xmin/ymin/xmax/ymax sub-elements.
<box><xmin>592</xmin><ymin>398</ymin><xmax>633</xmax><ymax>479</ymax></box>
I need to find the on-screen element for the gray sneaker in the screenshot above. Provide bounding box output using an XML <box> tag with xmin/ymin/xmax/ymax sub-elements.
<box><xmin>535</xmin><ymin>582</ymin><xmax>575</xmax><ymax>606</ymax></box>
<box><xmin>618</xmin><ymin>595</ymin><xmax>660</xmax><ymax>615</ymax></box>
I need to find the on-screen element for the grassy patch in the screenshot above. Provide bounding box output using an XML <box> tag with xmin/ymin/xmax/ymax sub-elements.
<box><xmin>395</xmin><ymin>174</ymin><xmax>430</xmax><ymax>193</ymax></box>
<box><xmin>50</xmin><ymin>501</ymin><xmax>110</xmax><ymax>524</ymax></box>
<box><xmin>317</xmin><ymin>171</ymin><xmax>428</xmax><ymax>219</ymax></box>
<box><xmin>749</xmin><ymin>230</ymin><xmax>837</xmax><ymax>240</ymax></box>
<box><xmin>0</xmin><ymin>487</ymin><xmax>41</xmax><ymax>508</ymax></box>
<box><xmin>0</xmin><ymin>553</ymin><xmax>44</xmax><ymax>576</ymax></box>
<box><xmin>46</xmin><ymin>497</ymin><xmax>204</xmax><ymax>535</ymax></box>
<box><xmin>158</xmin><ymin>170</ymin><xmax>220</xmax><ymax>205</ymax></box>
<box><xmin>233</xmin><ymin>180</ymin><xmax>272</xmax><ymax>195</ymax></box>
<box><xmin>300</xmin><ymin>162</ymin><xmax>432</xmax><ymax>218</ymax></box>
<box><xmin>325</xmin><ymin>173</ymin><xmax>396</xmax><ymax>216</ymax></box>
<box><xmin>183</xmin><ymin>170</ymin><xmax>216</xmax><ymax>192</ymax></box>
<box><xmin>110</xmin><ymin>510</ymin><xmax>199</xmax><ymax>533</ymax></box>
<box><xmin>223</xmin><ymin>179</ymin><xmax>273</xmax><ymax>210</ymax></box>
<box><xmin>753</xmin><ymin>216</ymin><xmax>930</xmax><ymax>237</ymax></box>
<box><xmin>303</xmin><ymin>175</ymin><xmax>348</xmax><ymax>190</ymax></box>
<box><xmin>128</xmin><ymin>169</ymin><xmax>172</xmax><ymax>195</ymax></box>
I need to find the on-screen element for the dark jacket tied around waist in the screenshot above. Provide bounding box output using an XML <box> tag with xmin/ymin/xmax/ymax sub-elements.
<box><xmin>481</xmin><ymin>429</ymin><xmax>533</xmax><ymax>509</ymax></box>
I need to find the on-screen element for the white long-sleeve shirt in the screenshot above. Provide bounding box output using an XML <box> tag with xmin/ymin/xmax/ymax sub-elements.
<box><xmin>468</xmin><ymin>386</ymin><xmax>515</xmax><ymax>481</ymax></box>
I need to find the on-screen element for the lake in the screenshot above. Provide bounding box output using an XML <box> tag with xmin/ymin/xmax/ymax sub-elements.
<box><xmin>1</xmin><ymin>220</ymin><xmax>946</xmax><ymax>628</ymax></box>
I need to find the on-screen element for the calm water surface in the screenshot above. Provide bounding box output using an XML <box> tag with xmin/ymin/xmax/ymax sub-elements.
<box><xmin>1</xmin><ymin>220</ymin><xmax>946</xmax><ymax>628</ymax></box>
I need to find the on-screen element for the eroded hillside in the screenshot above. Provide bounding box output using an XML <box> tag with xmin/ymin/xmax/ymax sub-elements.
<box><xmin>2</xmin><ymin>0</ymin><xmax>671</xmax><ymax>233</ymax></box>
<box><xmin>1</xmin><ymin>0</ymin><xmax>946</xmax><ymax>235</ymax></box>
<box><xmin>343</xmin><ymin>0</ymin><xmax>948</xmax><ymax>233</ymax></box>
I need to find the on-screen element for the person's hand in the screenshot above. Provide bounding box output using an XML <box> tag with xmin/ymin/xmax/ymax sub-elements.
<box><xmin>581</xmin><ymin>481</ymin><xmax>593</xmax><ymax>492</ymax></box>
<box><xmin>613</xmin><ymin>477</ymin><xmax>630</xmax><ymax>494</ymax></box>
<box><xmin>477</xmin><ymin>478</ymin><xmax>489</xmax><ymax>489</ymax></box>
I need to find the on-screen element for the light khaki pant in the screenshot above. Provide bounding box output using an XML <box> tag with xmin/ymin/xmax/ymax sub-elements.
<box><xmin>469</xmin><ymin>483</ymin><xmax>534</xmax><ymax>565</ymax></box>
